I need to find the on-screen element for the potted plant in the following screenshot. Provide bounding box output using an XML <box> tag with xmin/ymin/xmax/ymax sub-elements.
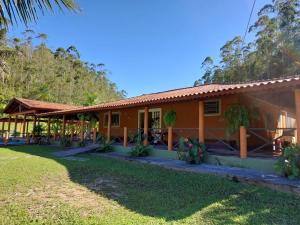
<box><xmin>224</xmin><ymin>103</ymin><xmax>258</xmax><ymax>146</ymax></box>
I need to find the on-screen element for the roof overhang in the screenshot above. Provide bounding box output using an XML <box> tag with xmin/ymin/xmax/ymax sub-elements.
<box><xmin>37</xmin><ymin>76</ymin><xmax>300</xmax><ymax>117</ymax></box>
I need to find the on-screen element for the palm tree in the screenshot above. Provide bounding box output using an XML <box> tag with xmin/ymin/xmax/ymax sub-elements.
<box><xmin>0</xmin><ymin>0</ymin><xmax>78</xmax><ymax>27</ymax></box>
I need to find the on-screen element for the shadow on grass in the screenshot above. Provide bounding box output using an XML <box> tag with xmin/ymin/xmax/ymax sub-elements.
<box><xmin>3</xmin><ymin>145</ymin><xmax>300</xmax><ymax>224</ymax></box>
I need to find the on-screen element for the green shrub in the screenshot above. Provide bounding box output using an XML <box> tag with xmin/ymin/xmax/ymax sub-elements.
<box><xmin>32</xmin><ymin>124</ymin><xmax>44</xmax><ymax>136</ymax></box>
<box><xmin>275</xmin><ymin>144</ymin><xmax>300</xmax><ymax>179</ymax></box>
<box><xmin>129</xmin><ymin>144</ymin><xmax>152</xmax><ymax>157</ymax></box>
<box><xmin>177</xmin><ymin>137</ymin><xmax>207</xmax><ymax>164</ymax></box>
<box><xmin>96</xmin><ymin>141</ymin><xmax>115</xmax><ymax>153</ymax></box>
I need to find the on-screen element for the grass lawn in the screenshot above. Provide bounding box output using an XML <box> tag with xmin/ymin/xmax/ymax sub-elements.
<box><xmin>0</xmin><ymin>146</ymin><xmax>300</xmax><ymax>224</ymax></box>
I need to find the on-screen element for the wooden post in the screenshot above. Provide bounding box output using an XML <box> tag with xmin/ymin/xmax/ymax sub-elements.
<box><xmin>7</xmin><ymin>116</ymin><xmax>11</xmax><ymax>137</ymax></box>
<box><xmin>80</xmin><ymin>120</ymin><xmax>84</xmax><ymax>142</ymax></box>
<box><xmin>123</xmin><ymin>127</ymin><xmax>128</xmax><ymax>147</ymax></box>
<box><xmin>1</xmin><ymin>120</ymin><xmax>5</xmax><ymax>138</ymax></box>
<box><xmin>295</xmin><ymin>89</ymin><xmax>300</xmax><ymax>144</ymax></box>
<box><xmin>107</xmin><ymin>111</ymin><xmax>112</xmax><ymax>142</ymax></box>
<box><xmin>26</xmin><ymin>120</ymin><xmax>29</xmax><ymax>139</ymax></box>
<box><xmin>47</xmin><ymin>117</ymin><xmax>51</xmax><ymax>141</ymax></box>
<box><xmin>13</xmin><ymin>115</ymin><xmax>18</xmax><ymax>137</ymax></box>
<box><xmin>93</xmin><ymin>128</ymin><xmax>97</xmax><ymax>144</ymax></box>
<box><xmin>167</xmin><ymin>126</ymin><xmax>173</xmax><ymax>151</ymax></box>
<box><xmin>26</xmin><ymin>131</ymin><xmax>30</xmax><ymax>144</ymax></box>
<box><xmin>98</xmin><ymin>112</ymin><xmax>101</xmax><ymax>133</ymax></box>
<box><xmin>198</xmin><ymin>101</ymin><xmax>205</xmax><ymax>143</ymax></box>
<box><xmin>32</xmin><ymin>116</ymin><xmax>36</xmax><ymax>137</ymax></box>
<box><xmin>22</xmin><ymin>115</ymin><xmax>27</xmax><ymax>137</ymax></box>
<box><xmin>4</xmin><ymin>131</ymin><xmax>9</xmax><ymax>145</ymax></box>
<box><xmin>70</xmin><ymin>121</ymin><xmax>74</xmax><ymax>142</ymax></box>
<box><xmin>240</xmin><ymin>126</ymin><xmax>247</xmax><ymax>159</ymax></box>
<box><xmin>144</xmin><ymin>107</ymin><xmax>149</xmax><ymax>145</ymax></box>
<box><xmin>62</xmin><ymin>115</ymin><xmax>66</xmax><ymax>138</ymax></box>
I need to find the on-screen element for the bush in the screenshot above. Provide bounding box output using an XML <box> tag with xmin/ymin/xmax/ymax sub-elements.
<box><xmin>32</xmin><ymin>124</ymin><xmax>44</xmax><ymax>137</ymax></box>
<box><xmin>96</xmin><ymin>141</ymin><xmax>115</xmax><ymax>153</ymax></box>
<box><xmin>129</xmin><ymin>144</ymin><xmax>152</xmax><ymax>157</ymax></box>
<box><xmin>275</xmin><ymin>144</ymin><xmax>300</xmax><ymax>179</ymax></box>
<box><xmin>177</xmin><ymin>137</ymin><xmax>207</xmax><ymax>164</ymax></box>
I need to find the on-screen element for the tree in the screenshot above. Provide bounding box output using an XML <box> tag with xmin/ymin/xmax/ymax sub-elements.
<box><xmin>0</xmin><ymin>0</ymin><xmax>77</xmax><ymax>27</ymax></box>
<box><xmin>195</xmin><ymin>0</ymin><xmax>300</xmax><ymax>84</ymax></box>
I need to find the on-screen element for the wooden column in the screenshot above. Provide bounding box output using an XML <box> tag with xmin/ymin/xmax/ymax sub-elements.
<box><xmin>93</xmin><ymin>128</ymin><xmax>97</xmax><ymax>144</ymax></box>
<box><xmin>62</xmin><ymin>115</ymin><xmax>66</xmax><ymax>138</ymax></box>
<box><xmin>1</xmin><ymin>120</ymin><xmax>5</xmax><ymax>138</ymax></box>
<box><xmin>123</xmin><ymin>127</ymin><xmax>128</xmax><ymax>147</ymax></box>
<box><xmin>7</xmin><ymin>116</ymin><xmax>11</xmax><ymax>136</ymax></box>
<box><xmin>107</xmin><ymin>111</ymin><xmax>112</xmax><ymax>142</ymax></box>
<box><xmin>32</xmin><ymin>116</ymin><xmax>37</xmax><ymax>137</ymax></box>
<box><xmin>70</xmin><ymin>121</ymin><xmax>74</xmax><ymax>142</ymax></box>
<box><xmin>26</xmin><ymin>130</ymin><xmax>30</xmax><ymax>144</ymax></box>
<box><xmin>98</xmin><ymin>112</ymin><xmax>101</xmax><ymax>133</ymax></box>
<box><xmin>198</xmin><ymin>101</ymin><xmax>205</xmax><ymax>143</ymax></box>
<box><xmin>295</xmin><ymin>89</ymin><xmax>300</xmax><ymax>144</ymax></box>
<box><xmin>144</xmin><ymin>107</ymin><xmax>149</xmax><ymax>145</ymax></box>
<box><xmin>26</xmin><ymin>120</ymin><xmax>29</xmax><ymax>136</ymax></box>
<box><xmin>4</xmin><ymin>131</ymin><xmax>9</xmax><ymax>145</ymax></box>
<box><xmin>47</xmin><ymin>117</ymin><xmax>51</xmax><ymax>141</ymax></box>
<box><xmin>239</xmin><ymin>126</ymin><xmax>247</xmax><ymax>159</ymax></box>
<box><xmin>22</xmin><ymin>115</ymin><xmax>27</xmax><ymax>137</ymax></box>
<box><xmin>14</xmin><ymin>115</ymin><xmax>18</xmax><ymax>137</ymax></box>
<box><xmin>80</xmin><ymin>120</ymin><xmax>84</xmax><ymax>142</ymax></box>
<box><xmin>167</xmin><ymin>126</ymin><xmax>173</xmax><ymax>151</ymax></box>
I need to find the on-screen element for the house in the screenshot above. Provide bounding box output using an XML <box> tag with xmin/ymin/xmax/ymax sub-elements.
<box><xmin>1</xmin><ymin>76</ymin><xmax>300</xmax><ymax>159</ymax></box>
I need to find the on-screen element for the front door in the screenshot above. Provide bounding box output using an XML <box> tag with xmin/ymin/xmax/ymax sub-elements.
<box><xmin>138</xmin><ymin>108</ymin><xmax>161</xmax><ymax>129</ymax></box>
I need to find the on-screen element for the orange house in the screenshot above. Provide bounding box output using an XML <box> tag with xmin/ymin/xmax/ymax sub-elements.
<box><xmin>2</xmin><ymin>76</ymin><xmax>300</xmax><ymax>158</ymax></box>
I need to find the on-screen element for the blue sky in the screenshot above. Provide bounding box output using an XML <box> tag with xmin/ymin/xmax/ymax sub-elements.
<box><xmin>9</xmin><ymin>0</ymin><xmax>270</xmax><ymax>97</ymax></box>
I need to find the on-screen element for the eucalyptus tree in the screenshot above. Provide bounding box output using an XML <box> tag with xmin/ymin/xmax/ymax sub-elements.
<box><xmin>195</xmin><ymin>0</ymin><xmax>300</xmax><ymax>84</ymax></box>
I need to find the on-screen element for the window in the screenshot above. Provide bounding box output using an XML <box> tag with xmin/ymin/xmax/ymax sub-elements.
<box><xmin>204</xmin><ymin>100</ymin><xmax>221</xmax><ymax>116</ymax></box>
<box><xmin>104</xmin><ymin>112</ymin><xmax>120</xmax><ymax>127</ymax></box>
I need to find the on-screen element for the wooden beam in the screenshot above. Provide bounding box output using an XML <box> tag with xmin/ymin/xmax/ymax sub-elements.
<box><xmin>10</xmin><ymin>110</ymin><xmax>37</xmax><ymax>116</ymax></box>
<box><xmin>198</xmin><ymin>101</ymin><xmax>205</xmax><ymax>143</ymax></box>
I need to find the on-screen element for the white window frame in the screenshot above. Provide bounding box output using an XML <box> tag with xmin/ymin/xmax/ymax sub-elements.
<box><xmin>103</xmin><ymin>112</ymin><xmax>120</xmax><ymax>128</ymax></box>
<box><xmin>138</xmin><ymin>108</ymin><xmax>162</xmax><ymax>129</ymax></box>
<box><xmin>204</xmin><ymin>99</ymin><xmax>221</xmax><ymax>117</ymax></box>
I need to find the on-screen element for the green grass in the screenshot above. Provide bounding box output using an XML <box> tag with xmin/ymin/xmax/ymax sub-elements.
<box><xmin>0</xmin><ymin>145</ymin><xmax>300</xmax><ymax>224</ymax></box>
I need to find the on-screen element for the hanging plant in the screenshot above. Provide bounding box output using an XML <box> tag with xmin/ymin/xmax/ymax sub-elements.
<box><xmin>224</xmin><ymin>103</ymin><xmax>258</xmax><ymax>135</ymax></box>
<box><xmin>164</xmin><ymin>110</ymin><xmax>176</xmax><ymax>127</ymax></box>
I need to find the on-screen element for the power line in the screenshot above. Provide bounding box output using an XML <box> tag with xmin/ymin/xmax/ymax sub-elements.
<box><xmin>242</xmin><ymin>0</ymin><xmax>257</xmax><ymax>44</ymax></box>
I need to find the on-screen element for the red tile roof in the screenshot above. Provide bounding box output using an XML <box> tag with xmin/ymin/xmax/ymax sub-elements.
<box><xmin>3</xmin><ymin>97</ymin><xmax>78</xmax><ymax>114</ymax></box>
<box><xmin>38</xmin><ymin>76</ymin><xmax>300</xmax><ymax>117</ymax></box>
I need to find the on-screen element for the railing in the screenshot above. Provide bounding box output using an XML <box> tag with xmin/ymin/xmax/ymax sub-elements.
<box><xmin>246</xmin><ymin>127</ymin><xmax>296</xmax><ymax>157</ymax></box>
<box><xmin>204</xmin><ymin>128</ymin><xmax>239</xmax><ymax>153</ymax></box>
